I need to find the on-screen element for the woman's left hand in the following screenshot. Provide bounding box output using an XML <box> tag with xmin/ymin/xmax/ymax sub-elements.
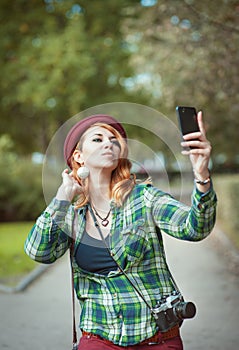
<box><xmin>181</xmin><ymin>111</ymin><xmax>211</xmax><ymax>181</ymax></box>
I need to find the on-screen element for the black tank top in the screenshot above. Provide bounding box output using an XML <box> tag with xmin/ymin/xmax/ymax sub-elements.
<box><xmin>75</xmin><ymin>231</ymin><xmax>118</xmax><ymax>276</ymax></box>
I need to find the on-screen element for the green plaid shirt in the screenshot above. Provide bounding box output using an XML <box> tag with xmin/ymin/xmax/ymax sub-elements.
<box><xmin>25</xmin><ymin>183</ymin><xmax>217</xmax><ymax>346</ymax></box>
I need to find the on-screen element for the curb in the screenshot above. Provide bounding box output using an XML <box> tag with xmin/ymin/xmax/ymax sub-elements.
<box><xmin>0</xmin><ymin>264</ymin><xmax>50</xmax><ymax>293</ymax></box>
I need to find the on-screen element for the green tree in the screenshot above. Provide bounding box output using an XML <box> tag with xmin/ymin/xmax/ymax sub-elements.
<box><xmin>122</xmin><ymin>0</ymin><xmax>239</xmax><ymax>167</ymax></box>
<box><xmin>0</xmin><ymin>0</ymin><xmax>143</xmax><ymax>154</ymax></box>
<box><xmin>1</xmin><ymin>0</ymin><xmax>238</xmax><ymax>167</ymax></box>
<box><xmin>0</xmin><ymin>135</ymin><xmax>45</xmax><ymax>221</ymax></box>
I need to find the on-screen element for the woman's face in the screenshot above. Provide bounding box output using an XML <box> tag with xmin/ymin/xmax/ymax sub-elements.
<box><xmin>74</xmin><ymin>125</ymin><xmax>121</xmax><ymax>172</ymax></box>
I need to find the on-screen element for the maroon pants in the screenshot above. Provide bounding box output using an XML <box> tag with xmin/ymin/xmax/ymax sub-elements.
<box><xmin>78</xmin><ymin>334</ymin><xmax>183</xmax><ymax>349</ymax></box>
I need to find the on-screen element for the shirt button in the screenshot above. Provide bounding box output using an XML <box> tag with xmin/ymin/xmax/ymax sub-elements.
<box><xmin>113</xmin><ymin>293</ymin><xmax>117</xmax><ymax>298</ymax></box>
<box><xmin>118</xmin><ymin>314</ymin><xmax>123</xmax><ymax>319</ymax></box>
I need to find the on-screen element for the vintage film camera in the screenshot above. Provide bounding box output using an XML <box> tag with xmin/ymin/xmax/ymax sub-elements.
<box><xmin>152</xmin><ymin>291</ymin><xmax>196</xmax><ymax>332</ymax></box>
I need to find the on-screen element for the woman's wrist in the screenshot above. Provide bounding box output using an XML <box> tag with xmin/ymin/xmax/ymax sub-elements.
<box><xmin>193</xmin><ymin>168</ymin><xmax>210</xmax><ymax>182</ymax></box>
<box><xmin>193</xmin><ymin>169</ymin><xmax>211</xmax><ymax>193</ymax></box>
<box><xmin>56</xmin><ymin>185</ymin><xmax>73</xmax><ymax>202</ymax></box>
<box><xmin>194</xmin><ymin>176</ymin><xmax>211</xmax><ymax>186</ymax></box>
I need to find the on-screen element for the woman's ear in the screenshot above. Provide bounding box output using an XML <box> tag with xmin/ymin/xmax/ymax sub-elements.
<box><xmin>73</xmin><ymin>149</ymin><xmax>84</xmax><ymax>164</ymax></box>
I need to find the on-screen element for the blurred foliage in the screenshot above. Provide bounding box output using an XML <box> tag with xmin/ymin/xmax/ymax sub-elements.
<box><xmin>213</xmin><ymin>175</ymin><xmax>239</xmax><ymax>250</ymax></box>
<box><xmin>0</xmin><ymin>135</ymin><xmax>45</xmax><ymax>221</ymax></box>
<box><xmin>0</xmin><ymin>0</ymin><xmax>239</xmax><ymax>167</ymax></box>
<box><xmin>0</xmin><ymin>0</ymin><xmax>239</xmax><ymax>222</ymax></box>
<box><xmin>0</xmin><ymin>0</ymin><xmax>238</xmax><ymax>167</ymax></box>
<box><xmin>122</xmin><ymin>0</ymin><xmax>239</xmax><ymax>167</ymax></box>
<box><xmin>0</xmin><ymin>0</ymin><xmax>143</xmax><ymax>153</ymax></box>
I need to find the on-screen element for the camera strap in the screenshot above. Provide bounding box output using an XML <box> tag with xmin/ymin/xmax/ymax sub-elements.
<box><xmin>88</xmin><ymin>205</ymin><xmax>180</xmax><ymax>314</ymax></box>
<box><xmin>69</xmin><ymin>210</ymin><xmax>78</xmax><ymax>350</ymax></box>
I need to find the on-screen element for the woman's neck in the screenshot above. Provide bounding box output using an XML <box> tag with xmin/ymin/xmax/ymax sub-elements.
<box><xmin>88</xmin><ymin>171</ymin><xmax>111</xmax><ymax>209</ymax></box>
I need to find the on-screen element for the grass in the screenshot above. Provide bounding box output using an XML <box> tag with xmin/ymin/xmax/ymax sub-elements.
<box><xmin>0</xmin><ymin>222</ymin><xmax>37</xmax><ymax>286</ymax></box>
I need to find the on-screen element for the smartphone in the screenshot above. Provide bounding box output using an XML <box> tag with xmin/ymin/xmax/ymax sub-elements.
<box><xmin>176</xmin><ymin>106</ymin><xmax>199</xmax><ymax>148</ymax></box>
<box><xmin>176</xmin><ymin>106</ymin><xmax>199</xmax><ymax>135</ymax></box>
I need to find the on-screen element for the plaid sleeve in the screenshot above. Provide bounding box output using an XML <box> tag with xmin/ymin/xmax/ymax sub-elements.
<box><xmin>149</xmin><ymin>184</ymin><xmax>217</xmax><ymax>241</ymax></box>
<box><xmin>24</xmin><ymin>198</ymin><xmax>73</xmax><ymax>264</ymax></box>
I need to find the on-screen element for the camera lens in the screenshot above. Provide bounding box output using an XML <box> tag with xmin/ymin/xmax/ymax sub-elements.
<box><xmin>174</xmin><ymin>301</ymin><xmax>196</xmax><ymax>320</ymax></box>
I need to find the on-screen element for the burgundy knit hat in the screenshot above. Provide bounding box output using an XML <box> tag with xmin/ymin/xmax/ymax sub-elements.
<box><xmin>64</xmin><ymin>114</ymin><xmax>127</xmax><ymax>168</ymax></box>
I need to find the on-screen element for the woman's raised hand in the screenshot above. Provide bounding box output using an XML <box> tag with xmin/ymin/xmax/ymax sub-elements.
<box><xmin>56</xmin><ymin>169</ymin><xmax>82</xmax><ymax>202</ymax></box>
<box><xmin>180</xmin><ymin>111</ymin><xmax>211</xmax><ymax>181</ymax></box>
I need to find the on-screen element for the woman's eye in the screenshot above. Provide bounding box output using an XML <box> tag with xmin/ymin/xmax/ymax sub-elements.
<box><xmin>112</xmin><ymin>140</ymin><xmax>120</xmax><ymax>147</ymax></box>
<box><xmin>92</xmin><ymin>138</ymin><xmax>102</xmax><ymax>142</ymax></box>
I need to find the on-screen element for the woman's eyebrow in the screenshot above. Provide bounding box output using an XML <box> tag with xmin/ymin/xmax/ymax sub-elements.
<box><xmin>91</xmin><ymin>133</ymin><xmax>116</xmax><ymax>139</ymax></box>
<box><xmin>90</xmin><ymin>133</ymin><xmax>103</xmax><ymax>137</ymax></box>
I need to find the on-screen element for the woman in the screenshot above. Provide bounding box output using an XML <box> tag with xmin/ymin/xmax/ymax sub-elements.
<box><xmin>25</xmin><ymin>113</ymin><xmax>217</xmax><ymax>349</ymax></box>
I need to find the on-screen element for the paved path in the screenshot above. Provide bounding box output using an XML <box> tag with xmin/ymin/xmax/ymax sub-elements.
<box><xmin>1</xmin><ymin>228</ymin><xmax>239</xmax><ymax>350</ymax></box>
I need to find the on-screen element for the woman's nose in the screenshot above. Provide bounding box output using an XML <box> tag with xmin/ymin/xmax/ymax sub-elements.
<box><xmin>103</xmin><ymin>139</ymin><xmax>113</xmax><ymax>148</ymax></box>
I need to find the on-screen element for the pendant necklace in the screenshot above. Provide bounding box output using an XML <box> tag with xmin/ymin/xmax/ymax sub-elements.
<box><xmin>92</xmin><ymin>205</ymin><xmax>111</xmax><ymax>227</ymax></box>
